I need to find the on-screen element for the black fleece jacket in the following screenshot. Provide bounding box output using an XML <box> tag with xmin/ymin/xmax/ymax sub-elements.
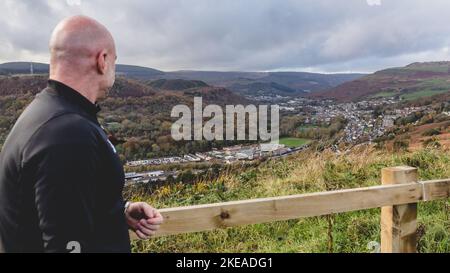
<box><xmin>0</xmin><ymin>80</ymin><xmax>131</xmax><ymax>253</ymax></box>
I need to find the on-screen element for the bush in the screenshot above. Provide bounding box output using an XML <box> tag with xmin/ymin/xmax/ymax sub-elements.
<box><xmin>393</xmin><ymin>139</ymin><xmax>409</xmax><ymax>151</ymax></box>
<box><xmin>422</xmin><ymin>128</ymin><xmax>441</xmax><ymax>137</ymax></box>
<box><xmin>423</xmin><ymin>137</ymin><xmax>441</xmax><ymax>149</ymax></box>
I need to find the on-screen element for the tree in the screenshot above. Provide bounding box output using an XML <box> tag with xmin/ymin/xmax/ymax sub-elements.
<box><xmin>393</xmin><ymin>139</ymin><xmax>409</xmax><ymax>152</ymax></box>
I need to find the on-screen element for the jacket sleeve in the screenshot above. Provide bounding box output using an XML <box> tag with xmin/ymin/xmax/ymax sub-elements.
<box><xmin>25</xmin><ymin>116</ymin><xmax>101</xmax><ymax>253</ymax></box>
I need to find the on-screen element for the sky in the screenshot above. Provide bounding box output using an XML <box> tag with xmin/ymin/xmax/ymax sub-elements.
<box><xmin>1</xmin><ymin>0</ymin><xmax>450</xmax><ymax>73</ymax></box>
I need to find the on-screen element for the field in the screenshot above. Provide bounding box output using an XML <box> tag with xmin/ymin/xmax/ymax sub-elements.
<box><xmin>127</xmin><ymin>146</ymin><xmax>450</xmax><ymax>253</ymax></box>
<box><xmin>297</xmin><ymin>125</ymin><xmax>319</xmax><ymax>130</ymax></box>
<box><xmin>279</xmin><ymin>137</ymin><xmax>311</xmax><ymax>148</ymax></box>
<box><xmin>369</xmin><ymin>89</ymin><xmax>449</xmax><ymax>100</ymax></box>
<box><xmin>400</xmin><ymin>89</ymin><xmax>450</xmax><ymax>101</ymax></box>
<box><xmin>370</xmin><ymin>91</ymin><xmax>399</xmax><ymax>98</ymax></box>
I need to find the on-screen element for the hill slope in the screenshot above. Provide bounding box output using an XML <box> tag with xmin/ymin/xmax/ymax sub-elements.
<box><xmin>312</xmin><ymin>62</ymin><xmax>450</xmax><ymax>102</ymax></box>
<box><xmin>155</xmin><ymin>70</ymin><xmax>365</xmax><ymax>96</ymax></box>
<box><xmin>126</xmin><ymin>146</ymin><xmax>450</xmax><ymax>253</ymax></box>
<box><xmin>0</xmin><ymin>74</ymin><xmax>158</xmax><ymax>97</ymax></box>
<box><xmin>0</xmin><ymin>75</ymin><xmax>249</xmax><ymax>158</ymax></box>
<box><xmin>148</xmin><ymin>79</ymin><xmax>209</xmax><ymax>91</ymax></box>
<box><xmin>0</xmin><ymin>62</ymin><xmax>164</xmax><ymax>79</ymax></box>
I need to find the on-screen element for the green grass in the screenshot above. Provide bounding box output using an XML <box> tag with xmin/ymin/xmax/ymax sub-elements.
<box><xmin>279</xmin><ymin>137</ymin><xmax>311</xmax><ymax>148</ymax></box>
<box><xmin>370</xmin><ymin>78</ymin><xmax>450</xmax><ymax>100</ymax></box>
<box><xmin>298</xmin><ymin>125</ymin><xmax>319</xmax><ymax>130</ymax></box>
<box><xmin>370</xmin><ymin>91</ymin><xmax>399</xmax><ymax>98</ymax></box>
<box><xmin>400</xmin><ymin>89</ymin><xmax>450</xmax><ymax>101</ymax></box>
<box><xmin>370</xmin><ymin>89</ymin><xmax>449</xmax><ymax>100</ymax></box>
<box><xmin>127</xmin><ymin>147</ymin><xmax>450</xmax><ymax>253</ymax></box>
<box><xmin>399</xmin><ymin>78</ymin><xmax>450</xmax><ymax>100</ymax></box>
<box><xmin>297</xmin><ymin>124</ymin><xmax>328</xmax><ymax>132</ymax></box>
<box><xmin>404</xmin><ymin>65</ymin><xmax>450</xmax><ymax>73</ymax></box>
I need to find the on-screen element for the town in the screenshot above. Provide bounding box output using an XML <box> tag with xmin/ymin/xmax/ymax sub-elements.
<box><xmin>125</xmin><ymin>142</ymin><xmax>310</xmax><ymax>184</ymax></box>
<box><xmin>125</xmin><ymin>95</ymin><xmax>436</xmax><ymax>185</ymax></box>
<box><xmin>257</xmin><ymin>95</ymin><xmax>433</xmax><ymax>144</ymax></box>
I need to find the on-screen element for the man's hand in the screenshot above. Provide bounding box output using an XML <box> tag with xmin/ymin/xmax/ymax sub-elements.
<box><xmin>125</xmin><ymin>202</ymin><xmax>163</xmax><ymax>240</ymax></box>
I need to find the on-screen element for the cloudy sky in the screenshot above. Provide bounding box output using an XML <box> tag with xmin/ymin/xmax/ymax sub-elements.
<box><xmin>1</xmin><ymin>0</ymin><xmax>450</xmax><ymax>73</ymax></box>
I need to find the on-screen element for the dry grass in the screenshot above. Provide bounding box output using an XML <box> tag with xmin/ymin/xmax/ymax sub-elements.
<box><xmin>125</xmin><ymin>145</ymin><xmax>450</xmax><ymax>253</ymax></box>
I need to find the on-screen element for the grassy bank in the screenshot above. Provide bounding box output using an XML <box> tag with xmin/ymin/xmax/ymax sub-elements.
<box><xmin>279</xmin><ymin>137</ymin><xmax>311</xmax><ymax>148</ymax></box>
<box><xmin>125</xmin><ymin>146</ymin><xmax>450</xmax><ymax>253</ymax></box>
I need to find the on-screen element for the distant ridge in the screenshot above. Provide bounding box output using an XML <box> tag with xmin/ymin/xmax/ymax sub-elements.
<box><xmin>0</xmin><ymin>62</ymin><xmax>49</xmax><ymax>75</ymax></box>
<box><xmin>0</xmin><ymin>74</ymin><xmax>248</xmax><ymax>106</ymax></box>
<box><xmin>0</xmin><ymin>61</ymin><xmax>365</xmax><ymax>96</ymax></box>
<box><xmin>148</xmin><ymin>79</ymin><xmax>209</xmax><ymax>91</ymax></box>
<box><xmin>0</xmin><ymin>62</ymin><xmax>164</xmax><ymax>79</ymax></box>
<box><xmin>311</xmin><ymin>61</ymin><xmax>450</xmax><ymax>102</ymax></box>
<box><xmin>157</xmin><ymin>70</ymin><xmax>365</xmax><ymax>96</ymax></box>
<box><xmin>0</xmin><ymin>74</ymin><xmax>157</xmax><ymax>97</ymax></box>
<box><xmin>115</xmin><ymin>64</ymin><xmax>164</xmax><ymax>79</ymax></box>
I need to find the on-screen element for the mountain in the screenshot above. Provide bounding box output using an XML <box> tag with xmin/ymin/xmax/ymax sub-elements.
<box><xmin>0</xmin><ymin>62</ymin><xmax>164</xmax><ymax>79</ymax></box>
<box><xmin>0</xmin><ymin>74</ymin><xmax>157</xmax><ymax>97</ymax></box>
<box><xmin>0</xmin><ymin>62</ymin><xmax>364</xmax><ymax>96</ymax></box>
<box><xmin>147</xmin><ymin>79</ymin><xmax>208</xmax><ymax>91</ymax></box>
<box><xmin>150</xmin><ymin>70</ymin><xmax>365</xmax><ymax>96</ymax></box>
<box><xmin>0</xmin><ymin>74</ymin><xmax>246</xmax><ymax>104</ymax></box>
<box><xmin>115</xmin><ymin>64</ymin><xmax>164</xmax><ymax>79</ymax></box>
<box><xmin>0</xmin><ymin>62</ymin><xmax>49</xmax><ymax>75</ymax></box>
<box><xmin>312</xmin><ymin>61</ymin><xmax>450</xmax><ymax>102</ymax></box>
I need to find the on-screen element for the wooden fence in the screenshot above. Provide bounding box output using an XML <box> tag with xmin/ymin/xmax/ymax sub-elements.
<box><xmin>131</xmin><ymin>166</ymin><xmax>450</xmax><ymax>253</ymax></box>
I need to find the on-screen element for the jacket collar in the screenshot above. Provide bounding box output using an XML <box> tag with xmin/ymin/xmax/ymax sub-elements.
<box><xmin>47</xmin><ymin>79</ymin><xmax>101</xmax><ymax>118</ymax></box>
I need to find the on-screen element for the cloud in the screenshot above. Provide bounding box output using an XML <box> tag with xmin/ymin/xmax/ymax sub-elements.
<box><xmin>366</xmin><ymin>0</ymin><xmax>382</xmax><ymax>6</ymax></box>
<box><xmin>66</xmin><ymin>0</ymin><xmax>82</xmax><ymax>6</ymax></box>
<box><xmin>0</xmin><ymin>0</ymin><xmax>450</xmax><ymax>73</ymax></box>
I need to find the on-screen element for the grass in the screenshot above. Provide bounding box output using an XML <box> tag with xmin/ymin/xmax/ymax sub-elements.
<box><xmin>404</xmin><ymin>65</ymin><xmax>450</xmax><ymax>73</ymax></box>
<box><xmin>298</xmin><ymin>124</ymin><xmax>319</xmax><ymax>130</ymax></box>
<box><xmin>400</xmin><ymin>78</ymin><xmax>450</xmax><ymax>100</ymax></box>
<box><xmin>370</xmin><ymin>78</ymin><xmax>450</xmax><ymax>100</ymax></box>
<box><xmin>400</xmin><ymin>89</ymin><xmax>450</xmax><ymax>101</ymax></box>
<box><xmin>126</xmin><ymin>146</ymin><xmax>450</xmax><ymax>253</ymax></box>
<box><xmin>279</xmin><ymin>137</ymin><xmax>311</xmax><ymax>148</ymax></box>
<box><xmin>370</xmin><ymin>91</ymin><xmax>399</xmax><ymax>98</ymax></box>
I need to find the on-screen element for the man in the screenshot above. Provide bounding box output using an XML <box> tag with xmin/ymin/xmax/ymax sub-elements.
<box><xmin>0</xmin><ymin>16</ymin><xmax>163</xmax><ymax>253</ymax></box>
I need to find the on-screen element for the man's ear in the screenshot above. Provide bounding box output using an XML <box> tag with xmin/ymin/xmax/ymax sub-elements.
<box><xmin>96</xmin><ymin>50</ymin><xmax>108</xmax><ymax>75</ymax></box>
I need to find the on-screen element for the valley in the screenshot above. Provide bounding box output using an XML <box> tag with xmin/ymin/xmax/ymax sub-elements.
<box><xmin>1</xmin><ymin>60</ymin><xmax>449</xmax><ymax>253</ymax></box>
<box><xmin>1</xmin><ymin>61</ymin><xmax>449</xmax><ymax>187</ymax></box>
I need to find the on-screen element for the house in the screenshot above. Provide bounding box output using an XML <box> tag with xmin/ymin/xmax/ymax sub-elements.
<box><xmin>260</xmin><ymin>143</ymin><xmax>285</xmax><ymax>152</ymax></box>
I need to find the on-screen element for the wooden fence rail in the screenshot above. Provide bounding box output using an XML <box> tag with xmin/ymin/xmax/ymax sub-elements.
<box><xmin>131</xmin><ymin>166</ymin><xmax>450</xmax><ymax>253</ymax></box>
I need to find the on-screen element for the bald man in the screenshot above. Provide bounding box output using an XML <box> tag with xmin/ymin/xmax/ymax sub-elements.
<box><xmin>0</xmin><ymin>16</ymin><xmax>163</xmax><ymax>253</ymax></box>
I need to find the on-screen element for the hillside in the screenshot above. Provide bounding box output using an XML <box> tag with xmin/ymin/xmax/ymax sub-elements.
<box><xmin>0</xmin><ymin>62</ymin><xmax>164</xmax><ymax>79</ymax></box>
<box><xmin>0</xmin><ymin>62</ymin><xmax>50</xmax><ymax>75</ymax></box>
<box><xmin>155</xmin><ymin>70</ymin><xmax>365</xmax><ymax>96</ymax></box>
<box><xmin>0</xmin><ymin>74</ymin><xmax>244</xmax><ymax>102</ymax></box>
<box><xmin>396</xmin><ymin>121</ymin><xmax>450</xmax><ymax>151</ymax></box>
<box><xmin>0</xmin><ymin>74</ymin><xmax>158</xmax><ymax>97</ymax></box>
<box><xmin>148</xmin><ymin>79</ymin><xmax>209</xmax><ymax>91</ymax></box>
<box><xmin>127</xmin><ymin>146</ymin><xmax>450</xmax><ymax>253</ymax></box>
<box><xmin>312</xmin><ymin>62</ymin><xmax>450</xmax><ymax>102</ymax></box>
<box><xmin>0</xmin><ymin>75</ymin><xmax>250</xmax><ymax>159</ymax></box>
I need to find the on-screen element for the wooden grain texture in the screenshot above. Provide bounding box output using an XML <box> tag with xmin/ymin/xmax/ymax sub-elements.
<box><xmin>130</xmin><ymin>182</ymin><xmax>422</xmax><ymax>239</ymax></box>
<box><xmin>380</xmin><ymin>166</ymin><xmax>418</xmax><ymax>253</ymax></box>
<box><xmin>421</xmin><ymin>178</ymin><xmax>450</xmax><ymax>201</ymax></box>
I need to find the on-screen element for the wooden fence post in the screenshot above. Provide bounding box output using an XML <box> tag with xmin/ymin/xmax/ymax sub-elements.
<box><xmin>380</xmin><ymin>166</ymin><xmax>418</xmax><ymax>253</ymax></box>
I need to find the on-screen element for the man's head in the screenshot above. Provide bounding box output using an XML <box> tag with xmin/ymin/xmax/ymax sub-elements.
<box><xmin>49</xmin><ymin>16</ymin><xmax>117</xmax><ymax>103</ymax></box>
